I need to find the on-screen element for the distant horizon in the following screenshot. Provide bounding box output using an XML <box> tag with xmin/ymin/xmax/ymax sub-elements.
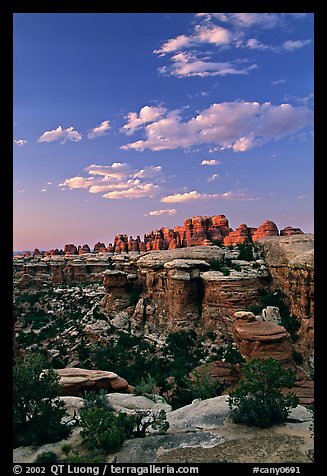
<box><xmin>14</xmin><ymin>13</ymin><xmax>313</xmax><ymax>251</ymax></box>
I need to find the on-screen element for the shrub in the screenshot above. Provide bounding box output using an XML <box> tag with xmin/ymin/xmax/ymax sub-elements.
<box><xmin>13</xmin><ymin>353</ymin><xmax>71</xmax><ymax>447</ymax></box>
<box><xmin>223</xmin><ymin>344</ymin><xmax>245</xmax><ymax>365</ymax></box>
<box><xmin>228</xmin><ymin>357</ymin><xmax>299</xmax><ymax>428</ymax></box>
<box><xmin>211</xmin><ymin>239</ymin><xmax>223</xmax><ymax>247</ymax></box>
<box><xmin>237</xmin><ymin>243</ymin><xmax>255</xmax><ymax>261</ymax></box>
<box><xmin>130</xmin><ymin>409</ymin><xmax>169</xmax><ymax>437</ymax></box>
<box><xmin>281</xmin><ymin>314</ymin><xmax>300</xmax><ymax>342</ymax></box>
<box><xmin>64</xmin><ymin>451</ymin><xmax>104</xmax><ymax>463</ymax></box>
<box><xmin>209</xmin><ymin>259</ymin><xmax>222</xmax><ymax>271</ymax></box>
<box><xmin>184</xmin><ymin>365</ymin><xmax>222</xmax><ymax>400</ymax></box>
<box><xmin>134</xmin><ymin>373</ymin><xmax>158</xmax><ymax>398</ymax></box>
<box><xmin>82</xmin><ymin>389</ymin><xmax>114</xmax><ymax>411</ymax></box>
<box><xmin>221</xmin><ymin>267</ymin><xmax>230</xmax><ymax>276</ymax></box>
<box><xmin>34</xmin><ymin>451</ymin><xmax>59</xmax><ymax>463</ymax></box>
<box><xmin>292</xmin><ymin>350</ymin><xmax>303</xmax><ymax>365</ymax></box>
<box><xmin>80</xmin><ymin>407</ymin><xmax>134</xmax><ymax>453</ymax></box>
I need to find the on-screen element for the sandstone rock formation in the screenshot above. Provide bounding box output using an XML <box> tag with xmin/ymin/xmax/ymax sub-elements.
<box><xmin>232</xmin><ymin>314</ymin><xmax>293</xmax><ymax>363</ymax></box>
<box><xmin>64</xmin><ymin>244</ymin><xmax>78</xmax><ymax>255</ymax></box>
<box><xmin>232</xmin><ymin>311</ymin><xmax>314</xmax><ymax>404</ymax></box>
<box><xmin>251</xmin><ymin>220</ymin><xmax>279</xmax><ymax>242</ymax></box>
<box><xmin>13</xmin><ymin>394</ymin><xmax>313</xmax><ymax>464</ymax></box>
<box><xmin>280</xmin><ymin>226</ymin><xmax>304</xmax><ymax>236</ymax></box>
<box><xmin>93</xmin><ymin>241</ymin><xmax>106</xmax><ymax>253</ymax></box>
<box><xmin>55</xmin><ymin>368</ymin><xmax>130</xmax><ymax>396</ymax></box>
<box><xmin>223</xmin><ymin>224</ymin><xmax>251</xmax><ymax>246</ymax></box>
<box><xmin>256</xmin><ymin>234</ymin><xmax>314</xmax><ymax>359</ymax></box>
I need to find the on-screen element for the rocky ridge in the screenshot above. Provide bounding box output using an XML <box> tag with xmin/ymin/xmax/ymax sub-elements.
<box><xmin>14</xmin><ymin>215</ymin><xmax>304</xmax><ymax>258</ymax></box>
<box><xmin>13</xmin><ymin>394</ymin><xmax>313</xmax><ymax>464</ymax></box>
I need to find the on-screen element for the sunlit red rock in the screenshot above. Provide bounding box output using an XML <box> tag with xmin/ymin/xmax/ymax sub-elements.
<box><xmin>251</xmin><ymin>220</ymin><xmax>279</xmax><ymax>242</ymax></box>
<box><xmin>223</xmin><ymin>224</ymin><xmax>250</xmax><ymax>246</ymax></box>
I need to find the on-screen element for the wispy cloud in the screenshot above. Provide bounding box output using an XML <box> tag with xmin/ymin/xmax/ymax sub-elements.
<box><xmin>282</xmin><ymin>39</ymin><xmax>311</xmax><ymax>51</ymax></box>
<box><xmin>155</xmin><ymin>14</ymin><xmax>311</xmax><ymax>80</ymax></box>
<box><xmin>87</xmin><ymin>120</ymin><xmax>111</xmax><ymax>139</ymax></box>
<box><xmin>14</xmin><ymin>139</ymin><xmax>27</xmax><ymax>147</ymax></box>
<box><xmin>159</xmin><ymin>51</ymin><xmax>257</xmax><ymax>78</ymax></box>
<box><xmin>121</xmin><ymin>101</ymin><xmax>312</xmax><ymax>152</ymax></box>
<box><xmin>201</xmin><ymin>159</ymin><xmax>220</xmax><ymax>166</ymax></box>
<box><xmin>272</xmin><ymin>78</ymin><xmax>286</xmax><ymax>86</ymax></box>
<box><xmin>154</xmin><ymin>24</ymin><xmax>232</xmax><ymax>56</ymax></box>
<box><xmin>37</xmin><ymin>126</ymin><xmax>82</xmax><ymax>144</ymax></box>
<box><xmin>207</xmin><ymin>173</ymin><xmax>219</xmax><ymax>182</ymax></box>
<box><xmin>144</xmin><ymin>209</ymin><xmax>177</xmax><ymax>216</ymax></box>
<box><xmin>198</xmin><ymin>13</ymin><xmax>306</xmax><ymax>29</ymax></box>
<box><xmin>161</xmin><ymin>189</ymin><xmax>260</xmax><ymax>203</ymax></box>
<box><xmin>102</xmin><ymin>183</ymin><xmax>159</xmax><ymax>200</ymax></box>
<box><xmin>41</xmin><ymin>188</ymin><xmax>47</xmax><ymax>192</ymax></box>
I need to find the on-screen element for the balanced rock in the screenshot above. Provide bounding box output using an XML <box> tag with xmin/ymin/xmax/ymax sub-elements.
<box><xmin>55</xmin><ymin>368</ymin><xmax>129</xmax><ymax>396</ymax></box>
<box><xmin>232</xmin><ymin>313</ymin><xmax>292</xmax><ymax>363</ymax></box>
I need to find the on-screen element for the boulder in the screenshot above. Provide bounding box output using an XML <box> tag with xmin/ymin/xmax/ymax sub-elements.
<box><xmin>106</xmin><ymin>393</ymin><xmax>172</xmax><ymax>414</ymax></box>
<box><xmin>261</xmin><ymin>306</ymin><xmax>282</xmax><ymax>325</ymax></box>
<box><xmin>55</xmin><ymin>368</ymin><xmax>129</xmax><ymax>396</ymax></box>
<box><xmin>232</xmin><ymin>315</ymin><xmax>293</xmax><ymax>363</ymax></box>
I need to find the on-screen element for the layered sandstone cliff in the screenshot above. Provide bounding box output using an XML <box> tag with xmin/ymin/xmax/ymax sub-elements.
<box><xmin>256</xmin><ymin>235</ymin><xmax>314</xmax><ymax>359</ymax></box>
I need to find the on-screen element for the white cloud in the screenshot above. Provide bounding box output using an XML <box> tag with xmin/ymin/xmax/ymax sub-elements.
<box><xmin>14</xmin><ymin>139</ymin><xmax>27</xmax><ymax>147</ymax></box>
<box><xmin>159</xmin><ymin>51</ymin><xmax>256</xmax><ymax>78</ymax></box>
<box><xmin>282</xmin><ymin>39</ymin><xmax>311</xmax><ymax>51</ymax></box>
<box><xmin>154</xmin><ymin>23</ymin><xmax>231</xmax><ymax>56</ymax></box>
<box><xmin>145</xmin><ymin>209</ymin><xmax>177</xmax><ymax>216</ymax></box>
<box><xmin>195</xmin><ymin>24</ymin><xmax>231</xmax><ymax>45</ymax></box>
<box><xmin>121</xmin><ymin>101</ymin><xmax>312</xmax><ymax>152</ymax></box>
<box><xmin>46</xmin><ymin>182</ymin><xmax>52</xmax><ymax>185</ymax></box>
<box><xmin>102</xmin><ymin>183</ymin><xmax>159</xmax><ymax>199</ymax></box>
<box><xmin>122</xmin><ymin>106</ymin><xmax>167</xmax><ymax>135</ymax></box>
<box><xmin>207</xmin><ymin>174</ymin><xmax>219</xmax><ymax>182</ymax></box>
<box><xmin>37</xmin><ymin>126</ymin><xmax>82</xmax><ymax>144</ymax></box>
<box><xmin>59</xmin><ymin>176</ymin><xmax>95</xmax><ymax>189</ymax></box>
<box><xmin>41</xmin><ymin>188</ymin><xmax>47</xmax><ymax>192</ymax></box>
<box><xmin>154</xmin><ymin>35</ymin><xmax>192</xmax><ymax>55</ymax></box>
<box><xmin>161</xmin><ymin>189</ymin><xmax>259</xmax><ymax>203</ymax></box>
<box><xmin>201</xmin><ymin>159</ymin><xmax>219</xmax><ymax>166</ymax></box>
<box><xmin>245</xmin><ymin>38</ymin><xmax>269</xmax><ymax>50</ymax></box>
<box><xmin>133</xmin><ymin>165</ymin><xmax>162</xmax><ymax>178</ymax></box>
<box><xmin>84</xmin><ymin>163</ymin><xmax>131</xmax><ymax>178</ymax></box>
<box><xmin>272</xmin><ymin>78</ymin><xmax>286</xmax><ymax>86</ymax></box>
<box><xmin>59</xmin><ymin>162</ymin><xmax>164</xmax><ymax>200</ymax></box>
<box><xmin>17</xmin><ymin>189</ymin><xmax>25</xmax><ymax>194</ymax></box>
<box><xmin>87</xmin><ymin>120</ymin><xmax>110</xmax><ymax>139</ymax></box>
<box><xmin>212</xmin><ymin>13</ymin><xmax>280</xmax><ymax>29</ymax></box>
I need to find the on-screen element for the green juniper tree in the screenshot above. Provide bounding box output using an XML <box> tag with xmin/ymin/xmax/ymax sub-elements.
<box><xmin>228</xmin><ymin>357</ymin><xmax>299</xmax><ymax>428</ymax></box>
<box><xmin>13</xmin><ymin>353</ymin><xmax>71</xmax><ymax>447</ymax></box>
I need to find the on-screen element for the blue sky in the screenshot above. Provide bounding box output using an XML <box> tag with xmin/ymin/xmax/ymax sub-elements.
<box><xmin>13</xmin><ymin>13</ymin><xmax>314</xmax><ymax>250</ymax></box>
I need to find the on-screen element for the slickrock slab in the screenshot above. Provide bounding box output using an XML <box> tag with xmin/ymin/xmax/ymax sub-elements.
<box><xmin>256</xmin><ymin>234</ymin><xmax>314</xmax><ymax>269</ymax></box>
<box><xmin>55</xmin><ymin>368</ymin><xmax>129</xmax><ymax>396</ymax></box>
<box><xmin>136</xmin><ymin>246</ymin><xmax>224</xmax><ymax>269</ymax></box>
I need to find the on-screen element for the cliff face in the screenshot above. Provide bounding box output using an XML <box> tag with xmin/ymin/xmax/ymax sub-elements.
<box><xmin>99</xmin><ymin>247</ymin><xmax>270</xmax><ymax>341</ymax></box>
<box><xmin>256</xmin><ymin>235</ymin><xmax>314</xmax><ymax>358</ymax></box>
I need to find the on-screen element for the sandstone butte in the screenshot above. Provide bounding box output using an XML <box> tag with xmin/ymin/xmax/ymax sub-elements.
<box><xmin>17</xmin><ymin>215</ymin><xmax>304</xmax><ymax>258</ymax></box>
